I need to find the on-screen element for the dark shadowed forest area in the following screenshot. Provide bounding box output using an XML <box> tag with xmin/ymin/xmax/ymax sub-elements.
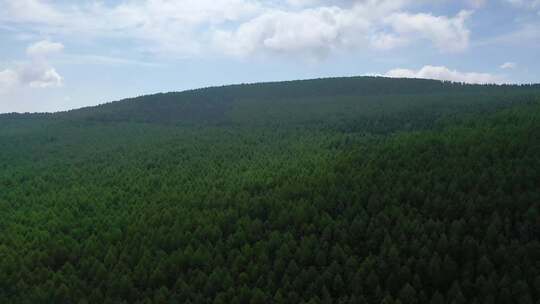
<box><xmin>1</xmin><ymin>77</ymin><xmax>539</xmax><ymax>304</ymax></box>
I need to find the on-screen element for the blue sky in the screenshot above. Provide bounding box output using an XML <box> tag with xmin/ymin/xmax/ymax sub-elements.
<box><xmin>0</xmin><ymin>0</ymin><xmax>539</xmax><ymax>113</ymax></box>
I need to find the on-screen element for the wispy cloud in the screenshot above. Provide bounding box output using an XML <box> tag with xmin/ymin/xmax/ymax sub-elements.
<box><xmin>477</xmin><ymin>22</ymin><xmax>540</xmax><ymax>48</ymax></box>
<box><xmin>500</xmin><ymin>62</ymin><xmax>517</xmax><ymax>69</ymax></box>
<box><xmin>26</xmin><ymin>40</ymin><xmax>64</xmax><ymax>57</ymax></box>
<box><xmin>504</xmin><ymin>0</ymin><xmax>540</xmax><ymax>9</ymax></box>
<box><xmin>58</xmin><ymin>54</ymin><xmax>164</xmax><ymax>68</ymax></box>
<box><xmin>385</xmin><ymin>65</ymin><xmax>503</xmax><ymax>84</ymax></box>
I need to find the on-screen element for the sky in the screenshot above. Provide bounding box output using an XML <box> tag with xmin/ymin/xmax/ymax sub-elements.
<box><xmin>0</xmin><ymin>0</ymin><xmax>539</xmax><ymax>113</ymax></box>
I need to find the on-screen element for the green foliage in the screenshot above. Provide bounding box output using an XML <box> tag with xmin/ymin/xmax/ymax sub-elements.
<box><xmin>0</xmin><ymin>77</ymin><xmax>539</xmax><ymax>303</ymax></box>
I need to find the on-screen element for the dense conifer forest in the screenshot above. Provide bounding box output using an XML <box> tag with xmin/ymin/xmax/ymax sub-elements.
<box><xmin>1</xmin><ymin>77</ymin><xmax>539</xmax><ymax>303</ymax></box>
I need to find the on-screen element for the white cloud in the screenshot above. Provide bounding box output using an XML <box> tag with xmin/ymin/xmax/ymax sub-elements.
<box><xmin>213</xmin><ymin>6</ymin><xmax>371</xmax><ymax>58</ymax></box>
<box><xmin>26</xmin><ymin>40</ymin><xmax>64</xmax><ymax>57</ymax></box>
<box><xmin>0</xmin><ymin>40</ymin><xmax>64</xmax><ymax>94</ymax></box>
<box><xmin>0</xmin><ymin>64</ymin><xmax>63</xmax><ymax>93</ymax></box>
<box><xmin>370</xmin><ymin>33</ymin><xmax>409</xmax><ymax>50</ymax></box>
<box><xmin>500</xmin><ymin>62</ymin><xmax>517</xmax><ymax>69</ymax></box>
<box><xmin>213</xmin><ymin>1</ymin><xmax>473</xmax><ymax>58</ymax></box>
<box><xmin>0</xmin><ymin>0</ymin><xmax>263</xmax><ymax>57</ymax></box>
<box><xmin>19</xmin><ymin>64</ymin><xmax>63</xmax><ymax>88</ymax></box>
<box><xmin>385</xmin><ymin>65</ymin><xmax>502</xmax><ymax>84</ymax></box>
<box><xmin>384</xmin><ymin>10</ymin><xmax>472</xmax><ymax>52</ymax></box>
<box><xmin>0</xmin><ymin>0</ymin><xmax>473</xmax><ymax>59</ymax></box>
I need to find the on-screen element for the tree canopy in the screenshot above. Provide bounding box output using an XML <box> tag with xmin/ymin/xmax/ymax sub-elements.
<box><xmin>1</xmin><ymin>77</ymin><xmax>539</xmax><ymax>303</ymax></box>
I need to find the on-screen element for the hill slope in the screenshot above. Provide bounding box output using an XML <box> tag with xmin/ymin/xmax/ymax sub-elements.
<box><xmin>52</xmin><ymin>77</ymin><xmax>540</xmax><ymax>126</ymax></box>
<box><xmin>0</xmin><ymin>77</ymin><xmax>539</xmax><ymax>303</ymax></box>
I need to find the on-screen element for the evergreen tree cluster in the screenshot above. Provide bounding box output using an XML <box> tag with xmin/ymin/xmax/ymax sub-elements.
<box><xmin>0</xmin><ymin>77</ymin><xmax>539</xmax><ymax>303</ymax></box>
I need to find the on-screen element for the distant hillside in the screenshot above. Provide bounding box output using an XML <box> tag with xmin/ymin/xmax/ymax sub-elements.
<box><xmin>43</xmin><ymin>77</ymin><xmax>540</xmax><ymax>126</ymax></box>
<box><xmin>1</xmin><ymin>76</ymin><xmax>540</xmax><ymax>304</ymax></box>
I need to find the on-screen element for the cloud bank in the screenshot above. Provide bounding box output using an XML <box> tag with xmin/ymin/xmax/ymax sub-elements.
<box><xmin>0</xmin><ymin>0</ymin><xmax>474</xmax><ymax>59</ymax></box>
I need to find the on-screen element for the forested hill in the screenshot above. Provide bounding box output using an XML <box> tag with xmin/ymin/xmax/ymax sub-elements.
<box><xmin>16</xmin><ymin>76</ymin><xmax>539</xmax><ymax>126</ymax></box>
<box><xmin>1</xmin><ymin>77</ymin><xmax>540</xmax><ymax>303</ymax></box>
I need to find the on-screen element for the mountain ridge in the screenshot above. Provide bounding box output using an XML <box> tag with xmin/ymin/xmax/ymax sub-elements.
<box><xmin>3</xmin><ymin>76</ymin><xmax>540</xmax><ymax>118</ymax></box>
